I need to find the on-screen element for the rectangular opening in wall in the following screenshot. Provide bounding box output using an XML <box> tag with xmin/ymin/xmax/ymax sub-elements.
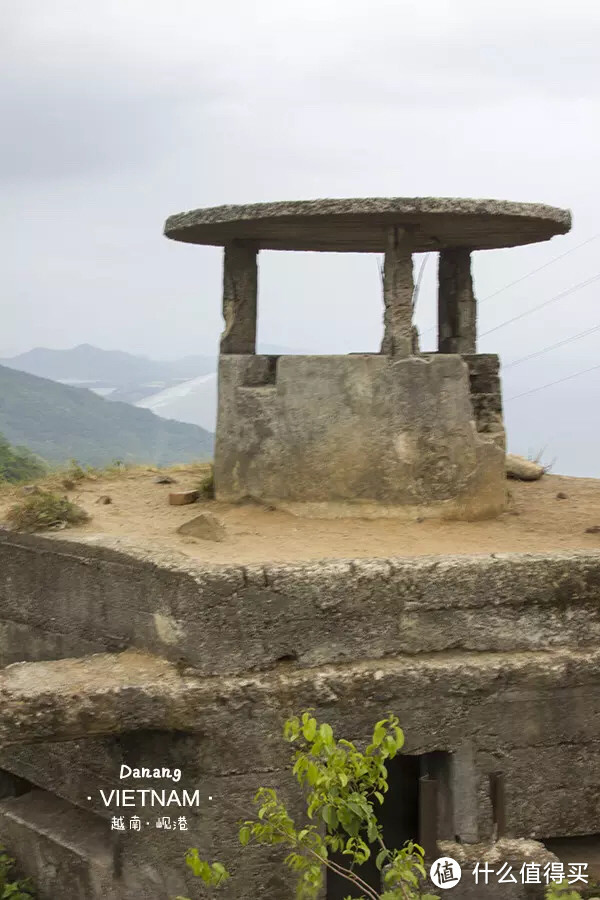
<box><xmin>326</xmin><ymin>751</ymin><xmax>453</xmax><ymax>899</ymax></box>
<box><xmin>0</xmin><ymin>769</ymin><xmax>34</xmax><ymax>800</ymax></box>
<box><xmin>326</xmin><ymin>754</ymin><xmax>421</xmax><ymax>899</ymax></box>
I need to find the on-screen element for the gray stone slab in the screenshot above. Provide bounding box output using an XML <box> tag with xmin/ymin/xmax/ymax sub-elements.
<box><xmin>164</xmin><ymin>196</ymin><xmax>571</xmax><ymax>252</ymax></box>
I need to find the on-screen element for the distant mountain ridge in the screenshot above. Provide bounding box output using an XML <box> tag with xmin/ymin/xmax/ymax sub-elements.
<box><xmin>0</xmin><ymin>342</ymin><xmax>304</xmax><ymax>385</ymax></box>
<box><xmin>0</xmin><ymin>344</ymin><xmax>298</xmax><ymax>414</ymax></box>
<box><xmin>0</xmin><ymin>344</ymin><xmax>216</xmax><ymax>387</ymax></box>
<box><xmin>0</xmin><ymin>343</ymin><xmax>302</xmax><ymax>421</ymax></box>
<box><xmin>0</xmin><ymin>364</ymin><xmax>213</xmax><ymax>467</ymax></box>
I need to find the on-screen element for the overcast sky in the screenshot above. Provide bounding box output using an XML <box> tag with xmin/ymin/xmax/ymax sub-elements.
<box><xmin>2</xmin><ymin>0</ymin><xmax>600</xmax><ymax>473</ymax></box>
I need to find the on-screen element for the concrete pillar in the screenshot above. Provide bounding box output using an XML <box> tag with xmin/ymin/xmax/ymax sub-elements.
<box><xmin>437</xmin><ymin>248</ymin><xmax>477</xmax><ymax>354</ymax></box>
<box><xmin>380</xmin><ymin>227</ymin><xmax>414</xmax><ymax>357</ymax></box>
<box><xmin>220</xmin><ymin>240</ymin><xmax>258</xmax><ymax>354</ymax></box>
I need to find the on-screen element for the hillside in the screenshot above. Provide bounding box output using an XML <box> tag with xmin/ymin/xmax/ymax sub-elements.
<box><xmin>0</xmin><ymin>365</ymin><xmax>213</xmax><ymax>467</ymax></box>
<box><xmin>0</xmin><ymin>432</ymin><xmax>47</xmax><ymax>483</ymax></box>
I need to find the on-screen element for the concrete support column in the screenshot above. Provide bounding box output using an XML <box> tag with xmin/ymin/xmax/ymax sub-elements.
<box><xmin>380</xmin><ymin>227</ymin><xmax>414</xmax><ymax>357</ymax></box>
<box><xmin>437</xmin><ymin>248</ymin><xmax>477</xmax><ymax>354</ymax></box>
<box><xmin>220</xmin><ymin>240</ymin><xmax>258</xmax><ymax>354</ymax></box>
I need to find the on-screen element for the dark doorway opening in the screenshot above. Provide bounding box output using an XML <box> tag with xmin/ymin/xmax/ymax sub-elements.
<box><xmin>326</xmin><ymin>754</ymin><xmax>421</xmax><ymax>899</ymax></box>
<box><xmin>0</xmin><ymin>769</ymin><xmax>34</xmax><ymax>800</ymax></box>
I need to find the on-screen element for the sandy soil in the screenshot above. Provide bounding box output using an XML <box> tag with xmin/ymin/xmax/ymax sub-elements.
<box><xmin>1</xmin><ymin>464</ymin><xmax>600</xmax><ymax>565</ymax></box>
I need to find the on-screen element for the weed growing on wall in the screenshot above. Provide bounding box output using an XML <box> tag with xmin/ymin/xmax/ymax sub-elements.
<box><xmin>0</xmin><ymin>845</ymin><xmax>35</xmax><ymax>899</ymax></box>
<box><xmin>176</xmin><ymin>712</ymin><xmax>594</xmax><ymax>900</ymax></box>
<box><xmin>546</xmin><ymin>882</ymin><xmax>599</xmax><ymax>900</ymax></box>
<box><xmin>178</xmin><ymin>712</ymin><xmax>440</xmax><ymax>900</ymax></box>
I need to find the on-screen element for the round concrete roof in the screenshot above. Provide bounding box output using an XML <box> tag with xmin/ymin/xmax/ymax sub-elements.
<box><xmin>164</xmin><ymin>197</ymin><xmax>571</xmax><ymax>252</ymax></box>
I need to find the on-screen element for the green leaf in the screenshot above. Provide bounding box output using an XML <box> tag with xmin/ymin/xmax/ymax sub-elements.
<box><xmin>306</xmin><ymin>762</ymin><xmax>319</xmax><ymax>785</ymax></box>
<box><xmin>239</xmin><ymin>825</ymin><xmax>251</xmax><ymax>846</ymax></box>
<box><xmin>376</xmin><ymin>848</ymin><xmax>390</xmax><ymax>870</ymax></box>
<box><xmin>303</xmin><ymin>718</ymin><xmax>317</xmax><ymax>741</ymax></box>
<box><xmin>321</xmin><ymin>805</ymin><xmax>338</xmax><ymax>830</ymax></box>
<box><xmin>319</xmin><ymin>723</ymin><xmax>334</xmax><ymax>744</ymax></box>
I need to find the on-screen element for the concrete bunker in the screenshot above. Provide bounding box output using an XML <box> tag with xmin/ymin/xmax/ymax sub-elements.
<box><xmin>164</xmin><ymin>196</ymin><xmax>571</xmax><ymax>518</ymax></box>
<box><xmin>1</xmin><ymin>531</ymin><xmax>600</xmax><ymax>898</ymax></box>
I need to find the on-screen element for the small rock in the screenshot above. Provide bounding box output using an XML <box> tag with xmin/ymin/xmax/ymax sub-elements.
<box><xmin>96</xmin><ymin>495</ymin><xmax>112</xmax><ymax>505</ymax></box>
<box><xmin>169</xmin><ymin>490</ymin><xmax>199</xmax><ymax>506</ymax></box>
<box><xmin>177</xmin><ymin>513</ymin><xmax>226</xmax><ymax>542</ymax></box>
<box><xmin>21</xmin><ymin>485</ymin><xmax>40</xmax><ymax>496</ymax></box>
<box><xmin>506</xmin><ymin>454</ymin><xmax>544</xmax><ymax>481</ymax></box>
<box><xmin>556</xmin><ymin>491</ymin><xmax>568</xmax><ymax>500</ymax></box>
<box><xmin>154</xmin><ymin>475</ymin><xmax>176</xmax><ymax>485</ymax></box>
<box><xmin>585</xmin><ymin>525</ymin><xmax>600</xmax><ymax>534</ymax></box>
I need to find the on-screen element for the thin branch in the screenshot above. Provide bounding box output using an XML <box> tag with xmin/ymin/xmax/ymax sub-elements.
<box><xmin>267</xmin><ymin>820</ymin><xmax>382</xmax><ymax>900</ymax></box>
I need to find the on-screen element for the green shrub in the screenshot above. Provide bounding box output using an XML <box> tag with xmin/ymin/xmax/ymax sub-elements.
<box><xmin>546</xmin><ymin>881</ymin><xmax>599</xmax><ymax>899</ymax></box>
<box><xmin>5</xmin><ymin>490</ymin><xmax>89</xmax><ymax>533</ymax></box>
<box><xmin>178</xmin><ymin>712</ymin><xmax>439</xmax><ymax>900</ymax></box>
<box><xmin>0</xmin><ymin>845</ymin><xmax>35</xmax><ymax>898</ymax></box>
<box><xmin>0</xmin><ymin>433</ymin><xmax>47</xmax><ymax>484</ymax></box>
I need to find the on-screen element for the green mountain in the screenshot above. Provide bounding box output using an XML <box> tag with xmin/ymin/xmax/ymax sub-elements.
<box><xmin>0</xmin><ymin>432</ymin><xmax>47</xmax><ymax>483</ymax></box>
<box><xmin>0</xmin><ymin>364</ymin><xmax>213</xmax><ymax>467</ymax></box>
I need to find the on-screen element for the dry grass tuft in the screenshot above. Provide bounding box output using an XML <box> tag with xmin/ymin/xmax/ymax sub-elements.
<box><xmin>5</xmin><ymin>490</ymin><xmax>90</xmax><ymax>533</ymax></box>
<box><xmin>197</xmin><ymin>464</ymin><xmax>215</xmax><ymax>500</ymax></box>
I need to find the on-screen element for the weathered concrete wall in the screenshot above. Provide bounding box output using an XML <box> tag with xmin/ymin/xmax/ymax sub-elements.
<box><xmin>2</xmin><ymin>533</ymin><xmax>600</xmax><ymax>674</ymax></box>
<box><xmin>462</xmin><ymin>353</ymin><xmax>505</xmax><ymax>449</ymax></box>
<box><xmin>220</xmin><ymin>240</ymin><xmax>258</xmax><ymax>355</ymax></box>
<box><xmin>214</xmin><ymin>353</ymin><xmax>505</xmax><ymax>518</ymax></box>
<box><xmin>1</xmin><ymin>535</ymin><xmax>600</xmax><ymax>898</ymax></box>
<box><xmin>436</xmin><ymin>839</ymin><xmax>560</xmax><ymax>899</ymax></box>
<box><xmin>2</xmin><ymin>649</ymin><xmax>600</xmax><ymax>897</ymax></box>
<box><xmin>380</xmin><ymin>227</ymin><xmax>414</xmax><ymax>357</ymax></box>
<box><xmin>0</xmin><ymin>790</ymin><xmax>120</xmax><ymax>900</ymax></box>
<box><xmin>438</xmin><ymin>248</ymin><xmax>477</xmax><ymax>355</ymax></box>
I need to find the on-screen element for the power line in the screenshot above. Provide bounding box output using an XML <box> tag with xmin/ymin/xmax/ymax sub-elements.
<box><xmin>503</xmin><ymin>322</ymin><xmax>600</xmax><ymax>369</ymax></box>
<box><xmin>419</xmin><ymin>232</ymin><xmax>600</xmax><ymax>338</ymax></box>
<box><xmin>508</xmin><ymin>363</ymin><xmax>600</xmax><ymax>401</ymax></box>
<box><xmin>479</xmin><ymin>271</ymin><xmax>600</xmax><ymax>338</ymax></box>
<box><xmin>478</xmin><ymin>233</ymin><xmax>600</xmax><ymax>303</ymax></box>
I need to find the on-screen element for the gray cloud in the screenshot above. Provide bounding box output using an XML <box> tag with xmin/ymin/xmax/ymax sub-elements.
<box><xmin>2</xmin><ymin>0</ymin><xmax>600</xmax><ymax>474</ymax></box>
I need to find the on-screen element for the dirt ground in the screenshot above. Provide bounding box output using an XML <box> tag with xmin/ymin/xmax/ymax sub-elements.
<box><xmin>1</xmin><ymin>464</ymin><xmax>600</xmax><ymax>564</ymax></box>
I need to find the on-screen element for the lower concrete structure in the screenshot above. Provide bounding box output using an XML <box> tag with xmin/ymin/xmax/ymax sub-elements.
<box><xmin>1</xmin><ymin>528</ymin><xmax>600</xmax><ymax>898</ymax></box>
<box><xmin>215</xmin><ymin>352</ymin><xmax>505</xmax><ymax>517</ymax></box>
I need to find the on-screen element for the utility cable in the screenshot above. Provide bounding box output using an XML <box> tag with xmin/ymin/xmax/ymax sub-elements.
<box><xmin>478</xmin><ymin>232</ymin><xmax>600</xmax><ymax>304</ymax></box>
<box><xmin>419</xmin><ymin>233</ymin><xmax>600</xmax><ymax>338</ymax></box>
<box><xmin>508</xmin><ymin>363</ymin><xmax>600</xmax><ymax>401</ymax></box>
<box><xmin>479</xmin><ymin>271</ymin><xmax>600</xmax><ymax>338</ymax></box>
<box><xmin>503</xmin><ymin>322</ymin><xmax>600</xmax><ymax>369</ymax></box>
